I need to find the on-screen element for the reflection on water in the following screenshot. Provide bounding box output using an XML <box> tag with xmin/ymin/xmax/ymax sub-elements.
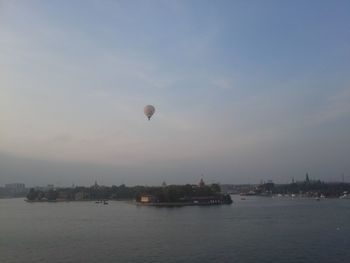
<box><xmin>1</xmin><ymin>196</ymin><xmax>349</xmax><ymax>263</ymax></box>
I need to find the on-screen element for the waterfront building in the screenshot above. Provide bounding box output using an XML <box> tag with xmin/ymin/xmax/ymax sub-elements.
<box><xmin>75</xmin><ymin>191</ymin><xmax>89</xmax><ymax>201</ymax></box>
<box><xmin>140</xmin><ymin>195</ymin><xmax>154</xmax><ymax>203</ymax></box>
<box><xmin>199</xmin><ymin>178</ymin><xmax>205</xmax><ymax>188</ymax></box>
<box><xmin>57</xmin><ymin>191</ymin><xmax>70</xmax><ymax>201</ymax></box>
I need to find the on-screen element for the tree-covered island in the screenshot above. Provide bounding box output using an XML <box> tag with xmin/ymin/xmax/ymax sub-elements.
<box><xmin>26</xmin><ymin>179</ymin><xmax>233</xmax><ymax>206</ymax></box>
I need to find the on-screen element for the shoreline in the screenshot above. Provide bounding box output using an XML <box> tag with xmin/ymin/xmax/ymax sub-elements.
<box><xmin>135</xmin><ymin>201</ymin><xmax>232</xmax><ymax>207</ymax></box>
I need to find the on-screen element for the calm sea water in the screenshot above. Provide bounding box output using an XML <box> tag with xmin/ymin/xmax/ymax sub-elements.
<box><xmin>1</xmin><ymin>196</ymin><xmax>349</xmax><ymax>263</ymax></box>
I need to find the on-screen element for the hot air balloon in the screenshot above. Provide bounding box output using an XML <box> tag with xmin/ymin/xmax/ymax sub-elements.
<box><xmin>144</xmin><ymin>105</ymin><xmax>155</xmax><ymax>120</ymax></box>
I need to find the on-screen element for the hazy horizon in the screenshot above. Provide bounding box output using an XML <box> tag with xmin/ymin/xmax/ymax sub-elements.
<box><xmin>1</xmin><ymin>1</ymin><xmax>350</xmax><ymax>187</ymax></box>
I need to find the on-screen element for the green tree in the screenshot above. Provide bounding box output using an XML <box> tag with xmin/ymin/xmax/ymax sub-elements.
<box><xmin>46</xmin><ymin>189</ymin><xmax>58</xmax><ymax>201</ymax></box>
<box><xmin>210</xmin><ymin>184</ymin><xmax>221</xmax><ymax>193</ymax></box>
<box><xmin>27</xmin><ymin>188</ymin><xmax>38</xmax><ymax>201</ymax></box>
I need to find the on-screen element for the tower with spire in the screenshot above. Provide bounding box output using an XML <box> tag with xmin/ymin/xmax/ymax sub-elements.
<box><xmin>305</xmin><ymin>173</ymin><xmax>310</xmax><ymax>183</ymax></box>
<box><xmin>199</xmin><ymin>178</ymin><xmax>205</xmax><ymax>188</ymax></box>
<box><xmin>93</xmin><ymin>180</ymin><xmax>99</xmax><ymax>189</ymax></box>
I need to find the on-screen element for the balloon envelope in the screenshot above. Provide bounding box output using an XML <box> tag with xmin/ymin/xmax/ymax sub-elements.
<box><xmin>144</xmin><ymin>105</ymin><xmax>155</xmax><ymax>120</ymax></box>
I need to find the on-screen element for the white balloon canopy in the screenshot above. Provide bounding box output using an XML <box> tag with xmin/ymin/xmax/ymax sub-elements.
<box><xmin>144</xmin><ymin>105</ymin><xmax>155</xmax><ymax>120</ymax></box>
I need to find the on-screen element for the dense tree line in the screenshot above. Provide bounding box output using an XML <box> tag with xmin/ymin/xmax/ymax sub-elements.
<box><xmin>26</xmin><ymin>183</ymin><xmax>223</xmax><ymax>202</ymax></box>
<box><xmin>135</xmin><ymin>184</ymin><xmax>222</xmax><ymax>202</ymax></box>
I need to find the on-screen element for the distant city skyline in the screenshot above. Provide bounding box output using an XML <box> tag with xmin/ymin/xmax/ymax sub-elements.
<box><xmin>1</xmin><ymin>1</ymin><xmax>350</xmax><ymax>186</ymax></box>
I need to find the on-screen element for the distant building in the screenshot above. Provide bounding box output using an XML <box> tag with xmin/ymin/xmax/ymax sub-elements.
<box><xmin>75</xmin><ymin>191</ymin><xmax>88</xmax><ymax>201</ymax></box>
<box><xmin>199</xmin><ymin>178</ymin><xmax>205</xmax><ymax>188</ymax></box>
<box><xmin>140</xmin><ymin>195</ymin><xmax>154</xmax><ymax>203</ymax></box>
<box><xmin>57</xmin><ymin>191</ymin><xmax>70</xmax><ymax>200</ymax></box>
<box><xmin>220</xmin><ymin>184</ymin><xmax>238</xmax><ymax>194</ymax></box>
<box><xmin>5</xmin><ymin>183</ymin><xmax>25</xmax><ymax>190</ymax></box>
<box><xmin>5</xmin><ymin>183</ymin><xmax>25</xmax><ymax>194</ymax></box>
<box><xmin>1</xmin><ymin>183</ymin><xmax>27</xmax><ymax>197</ymax></box>
<box><xmin>33</xmin><ymin>185</ymin><xmax>54</xmax><ymax>191</ymax></box>
<box><xmin>306</xmin><ymin>173</ymin><xmax>310</xmax><ymax>183</ymax></box>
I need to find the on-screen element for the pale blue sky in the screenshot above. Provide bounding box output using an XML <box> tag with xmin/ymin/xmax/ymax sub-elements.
<box><xmin>1</xmin><ymin>0</ymin><xmax>350</xmax><ymax>186</ymax></box>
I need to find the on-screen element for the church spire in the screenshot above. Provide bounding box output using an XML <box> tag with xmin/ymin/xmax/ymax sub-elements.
<box><xmin>199</xmin><ymin>178</ymin><xmax>205</xmax><ymax>187</ymax></box>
